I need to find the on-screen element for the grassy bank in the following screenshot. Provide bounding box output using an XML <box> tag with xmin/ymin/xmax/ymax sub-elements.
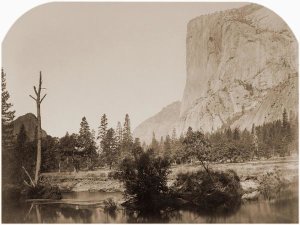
<box><xmin>40</xmin><ymin>157</ymin><xmax>298</xmax><ymax>196</ymax></box>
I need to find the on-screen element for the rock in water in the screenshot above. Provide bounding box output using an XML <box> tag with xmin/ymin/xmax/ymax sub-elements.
<box><xmin>242</xmin><ymin>191</ymin><xmax>260</xmax><ymax>201</ymax></box>
<box><xmin>134</xmin><ymin>3</ymin><xmax>298</xmax><ymax>143</ymax></box>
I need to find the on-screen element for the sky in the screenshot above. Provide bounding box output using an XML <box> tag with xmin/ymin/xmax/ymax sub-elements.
<box><xmin>2</xmin><ymin>2</ymin><xmax>247</xmax><ymax>137</ymax></box>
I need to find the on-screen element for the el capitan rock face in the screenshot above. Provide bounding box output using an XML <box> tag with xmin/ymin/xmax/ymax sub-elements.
<box><xmin>134</xmin><ymin>4</ymin><xmax>298</xmax><ymax>143</ymax></box>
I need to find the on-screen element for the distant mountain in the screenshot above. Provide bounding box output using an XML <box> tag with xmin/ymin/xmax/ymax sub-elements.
<box><xmin>133</xmin><ymin>101</ymin><xmax>181</xmax><ymax>144</ymax></box>
<box><xmin>12</xmin><ymin>113</ymin><xmax>47</xmax><ymax>141</ymax></box>
<box><xmin>134</xmin><ymin>4</ymin><xmax>298</xmax><ymax>143</ymax></box>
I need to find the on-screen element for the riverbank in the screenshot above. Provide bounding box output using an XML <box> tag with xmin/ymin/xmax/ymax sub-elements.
<box><xmin>40</xmin><ymin>157</ymin><xmax>298</xmax><ymax>199</ymax></box>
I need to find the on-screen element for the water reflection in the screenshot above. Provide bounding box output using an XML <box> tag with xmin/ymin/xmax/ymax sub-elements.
<box><xmin>2</xmin><ymin>185</ymin><xmax>298</xmax><ymax>223</ymax></box>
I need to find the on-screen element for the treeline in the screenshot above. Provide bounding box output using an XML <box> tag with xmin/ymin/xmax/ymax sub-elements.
<box><xmin>15</xmin><ymin>113</ymin><xmax>142</xmax><ymax>175</ymax></box>
<box><xmin>146</xmin><ymin>108</ymin><xmax>298</xmax><ymax>164</ymax></box>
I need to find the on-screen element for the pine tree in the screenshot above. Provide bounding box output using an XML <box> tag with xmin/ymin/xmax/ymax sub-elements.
<box><xmin>16</xmin><ymin>124</ymin><xmax>28</xmax><ymax>154</ymax></box>
<box><xmin>142</xmin><ymin>141</ymin><xmax>147</xmax><ymax>150</ymax></box>
<box><xmin>122</xmin><ymin>114</ymin><xmax>133</xmax><ymax>144</ymax></box>
<box><xmin>115</xmin><ymin>121</ymin><xmax>123</xmax><ymax>147</ymax></box>
<box><xmin>151</xmin><ymin>132</ymin><xmax>159</xmax><ymax>152</ymax></box>
<box><xmin>164</xmin><ymin>135</ymin><xmax>172</xmax><ymax>159</ymax></box>
<box><xmin>98</xmin><ymin>114</ymin><xmax>108</xmax><ymax>150</ymax></box>
<box><xmin>186</xmin><ymin>127</ymin><xmax>193</xmax><ymax>137</ymax></box>
<box><xmin>91</xmin><ymin>129</ymin><xmax>97</xmax><ymax>150</ymax></box>
<box><xmin>159</xmin><ymin>136</ymin><xmax>164</xmax><ymax>155</ymax></box>
<box><xmin>78</xmin><ymin>117</ymin><xmax>91</xmax><ymax>147</ymax></box>
<box><xmin>233</xmin><ymin>127</ymin><xmax>240</xmax><ymax>140</ymax></box>
<box><xmin>121</xmin><ymin>114</ymin><xmax>133</xmax><ymax>158</ymax></box>
<box><xmin>171</xmin><ymin>128</ymin><xmax>177</xmax><ymax>142</ymax></box>
<box><xmin>133</xmin><ymin>137</ymin><xmax>141</xmax><ymax>148</ymax></box>
<box><xmin>14</xmin><ymin>124</ymin><xmax>28</xmax><ymax>184</ymax></box>
<box><xmin>251</xmin><ymin>124</ymin><xmax>255</xmax><ymax>135</ymax></box>
<box><xmin>282</xmin><ymin>108</ymin><xmax>288</xmax><ymax>132</ymax></box>
<box><xmin>102</xmin><ymin>128</ymin><xmax>118</xmax><ymax>169</ymax></box>
<box><xmin>226</xmin><ymin>128</ymin><xmax>232</xmax><ymax>140</ymax></box>
<box><xmin>78</xmin><ymin>117</ymin><xmax>97</xmax><ymax>169</ymax></box>
<box><xmin>2</xmin><ymin>69</ymin><xmax>16</xmax><ymax>185</ymax></box>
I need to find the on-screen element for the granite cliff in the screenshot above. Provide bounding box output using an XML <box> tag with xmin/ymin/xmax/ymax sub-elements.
<box><xmin>134</xmin><ymin>4</ymin><xmax>298</xmax><ymax>143</ymax></box>
<box><xmin>12</xmin><ymin>113</ymin><xmax>47</xmax><ymax>141</ymax></box>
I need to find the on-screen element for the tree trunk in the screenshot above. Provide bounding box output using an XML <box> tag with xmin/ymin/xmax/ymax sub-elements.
<box><xmin>30</xmin><ymin>71</ymin><xmax>47</xmax><ymax>185</ymax></box>
<box><xmin>35</xmin><ymin>102</ymin><xmax>41</xmax><ymax>184</ymax></box>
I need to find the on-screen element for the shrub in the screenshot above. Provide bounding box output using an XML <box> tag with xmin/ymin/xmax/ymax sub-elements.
<box><xmin>104</xmin><ymin>198</ymin><xmax>118</xmax><ymax>213</ymax></box>
<box><xmin>259</xmin><ymin>169</ymin><xmax>289</xmax><ymax>200</ymax></box>
<box><xmin>22</xmin><ymin>184</ymin><xmax>62</xmax><ymax>200</ymax></box>
<box><xmin>172</xmin><ymin>169</ymin><xmax>242</xmax><ymax>213</ymax></box>
<box><xmin>117</xmin><ymin>149</ymin><xmax>170</xmax><ymax>203</ymax></box>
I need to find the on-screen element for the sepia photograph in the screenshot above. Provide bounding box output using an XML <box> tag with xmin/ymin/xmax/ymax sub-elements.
<box><xmin>1</xmin><ymin>1</ymin><xmax>299</xmax><ymax>223</ymax></box>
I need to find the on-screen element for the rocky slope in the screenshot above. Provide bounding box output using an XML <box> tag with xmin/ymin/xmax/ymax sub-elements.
<box><xmin>134</xmin><ymin>101</ymin><xmax>181</xmax><ymax>144</ymax></box>
<box><xmin>12</xmin><ymin>113</ymin><xmax>47</xmax><ymax>141</ymax></box>
<box><xmin>134</xmin><ymin>4</ymin><xmax>298</xmax><ymax>142</ymax></box>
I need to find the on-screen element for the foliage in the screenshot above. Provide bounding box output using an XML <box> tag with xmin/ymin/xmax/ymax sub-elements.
<box><xmin>120</xmin><ymin>114</ymin><xmax>134</xmax><ymax>159</ymax></box>
<box><xmin>78</xmin><ymin>117</ymin><xmax>98</xmax><ymax>170</ymax></box>
<box><xmin>163</xmin><ymin>135</ymin><xmax>171</xmax><ymax>159</ymax></box>
<box><xmin>115</xmin><ymin>121</ymin><xmax>123</xmax><ymax>147</ymax></box>
<box><xmin>172</xmin><ymin>169</ymin><xmax>242</xmax><ymax>212</ymax></box>
<box><xmin>2</xmin><ymin>69</ymin><xmax>18</xmax><ymax>185</ymax></box>
<box><xmin>41</xmin><ymin>135</ymin><xmax>60</xmax><ymax>172</ymax></box>
<box><xmin>117</xmin><ymin>149</ymin><xmax>171</xmax><ymax>202</ymax></box>
<box><xmin>182</xmin><ymin>127</ymin><xmax>211</xmax><ymax>172</ymax></box>
<box><xmin>22</xmin><ymin>184</ymin><xmax>62</xmax><ymax>200</ymax></box>
<box><xmin>103</xmin><ymin>198</ymin><xmax>118</xmax><ymax>213</ymax></box>
<box><xmin>101</xmin><ymin>128</ymin><xmax>119</xmax><ymax>168</ymax></box>
<box><xmin>259</xmin><ymin>169</ymin><xmax>289</xmax><ymax>200</ymax></box>
<box><xmin>98</xmin><ymin>114</ymin><xmax>108</xmax><ymax>150</ymax></box>
<box><xmin>150</xmin><ymin>132</ymin><xmax>160</xmax><ymax>154</ymax></box>
<box><xmin>58</xmin><ymin>132</ymin><xmax>80</xmax><ymax>171</ymax></box>
<box><xmin>122</xmin><ymin>114</ymin><xmax>133</xmax><ymax>144</ymax></box>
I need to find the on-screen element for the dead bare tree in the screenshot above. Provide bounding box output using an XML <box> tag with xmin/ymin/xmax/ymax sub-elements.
<box><xmin>29</xmin><ymin>71</ymin><xmax>47</xmax><ymax>185</ymax></box>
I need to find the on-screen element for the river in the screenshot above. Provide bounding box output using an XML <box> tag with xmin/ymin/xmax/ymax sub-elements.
<box><xmin>3</xmin><ymin>184</ymin><xmax>298</xmax><ymax>223</ymax></box>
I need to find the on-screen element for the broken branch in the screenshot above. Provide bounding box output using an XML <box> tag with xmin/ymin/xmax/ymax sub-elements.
<box><xmin>29</xmin><ymin>95</ymin><xmax>37</xmax><ymax>101</ymax></box>
<box><xmin>22</xmin><ymin>166</ymin><xmax>36</xmax><ymax>187</ymax></box>
<box><xmin>34</xmin><ymin>86</ymin><xmax>38</xmax><ymax>96</ymax></box>
<box><xmin>40</xmin><ymin>94</ymin><xmax>47</xmax><ymax>103</ymax></box>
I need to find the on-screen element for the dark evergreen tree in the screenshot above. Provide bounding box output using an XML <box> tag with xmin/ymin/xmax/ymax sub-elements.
<box><xmin>121</xmin><ymin>114</ymin><xmax>133</xmax><ymax>158</ymax></box>
<box><xmin>101</xmin><ymin>128</ymin><xmax>118</xmax><ymax>169</ymax></box>
<box><xmin>251</xmin><ymin>124</ymin><xmax>255</xmax><ymax>135</ymax></box>
<box><xmin>115</xmin><ymin>121</ymin><xmax>123</xmax><ymax>147</ymax></box>
<box><xmin>171</xmin><ymin>128</ymin><xmax>177</xmax><ymax>141</ymax></box>
<box><xmin>163</xmin><ymin>135</ymin><xmax>172</xmax><ymax>159</ymax></box>
<box><xmin>2</xmin><ymin>69</ymin><xmax>16</xmax><ymax>185</ymax></box>
<box><xmin>133</xmin><ymin>137</ymin><xmax>141</xmax><ymax>148</ymax></box>
<box><xmin>59</xmin><ymin>132</ymin><xmax>79</xmax><ymax>172</ymax></box>
<box><xmin>225</xmin><ymin>128</ymin><xmax>232</xmax><ymax>140</ymax></box>
<box><xmin>41</xmin><ymin>136</ymin><xmax>60</xmax><ymax>172</ymax></box>
<box><xmin>233</xmin><ymin>127</ymin><xmax>240</xmax><ymax>140</ymax></box>
<box><xmin>15</xmin><ymin>124</ymin><xmax>28</xmax><ymax>184</ymax></box>
<box><xmin>122</xmin><ymin>114</ymin><xmax>133</xmax><ymax>144</ymax></box>
<box><xmin>159</xmin><ymin>136</ymin><xmax>164</xmax><ymax>155</ymax></box>
<box><xmin>78</xmin><ymin>117</ymin><xmax>97</xmax><ymax>170</ymax></box>
<box><xmin>151</xmin><ymin>132</ymin><xmax>159</xmax><ymax>153</ymax></box>
<box><xmin>98</xmin><ymin>114</ymin><xmax>108</xmax><ymax>151</ymax></box>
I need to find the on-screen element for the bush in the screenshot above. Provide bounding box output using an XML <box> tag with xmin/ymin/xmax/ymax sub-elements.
<box><xmin>259</xmin><ymin>169</ymin><xmax>289</xmax><ymax>200</ymax></box>
<box><xmin>172</xmin><ymin>169</ymin><xmax>242</xmax><ymax>213</ymax></box>
<box><xmin>104</xmin><ymin>198</ymin><xmax>118</xmax><ymax>213</ymax></box>
<box><xmin>22</xmin><ymin>184</ymin><xmax>62</xmax><ymax>200</ymax></box>
<box><xmin>117</xmin><ymin>149</ymin><xmax>170</xmax><ymax>203</ymax></box>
